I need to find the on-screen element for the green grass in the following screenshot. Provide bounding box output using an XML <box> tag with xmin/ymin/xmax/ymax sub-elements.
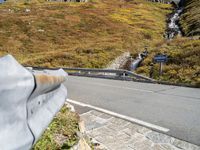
<box><xmin>33</xmin><ymin>105</ymin><xmax>79</xmax><ymax>150</ymax></box>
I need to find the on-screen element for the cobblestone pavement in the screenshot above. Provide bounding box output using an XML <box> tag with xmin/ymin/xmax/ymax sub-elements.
<box><xmin>80</xmin><ymin>110</ymin><xmax>200</xmax><ymax>150</ymax></box>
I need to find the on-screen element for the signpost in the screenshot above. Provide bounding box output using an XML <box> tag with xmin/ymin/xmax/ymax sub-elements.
<box><xmin>153</xmin><ymin>54</ymin><xmax>168</xmax><ymax>76</ymax></box>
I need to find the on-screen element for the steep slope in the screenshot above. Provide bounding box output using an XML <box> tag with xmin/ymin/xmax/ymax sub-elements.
<box><xmin>0</xmin><ymin>0</ymin><xmax>171</xmax><ymax>68</ymax></box>
<box><xmin>180</xmin><ymin>0</ymin><xmax>200</xmax><ymax>36</ymax></box>
<box><xmin>135</xmin><ymin>0</ymin><xmax>200</xmax><ymax>86</ymax></box>
<box><xmin>0</xmin><ymin>0</ymin><xmax>199</xmax><ymax>85</ymax></box>
<box><xmin>136</xmin><ymin>37</ymin><xmax>200</xmax><ymax>86</ymax></box>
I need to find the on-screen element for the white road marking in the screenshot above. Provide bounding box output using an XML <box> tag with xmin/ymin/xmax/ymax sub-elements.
<box><xmin>67</xmin><ymin>99</ymin><xmax>170</xmax><ymax>133</ymax></box>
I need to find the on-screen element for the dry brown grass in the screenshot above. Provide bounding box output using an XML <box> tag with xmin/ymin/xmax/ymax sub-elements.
<box><xmin>180</xmin><ymin>0</ymin><xmax>200</xmax><ymax>36</ymax></box>
<box><xmin>0</xmin><ymin>0</ymin><xmax>199</xmax><ymax>85</ymax></box>
<box><xmin>0</xmin><ymin>0</ymin><xmax>171</xmax><ymax>68</ymax></box>
<box><xmin>135</xmin><ymin>37</ymin><xmax>200</xmax><ymax>86</ymax></box>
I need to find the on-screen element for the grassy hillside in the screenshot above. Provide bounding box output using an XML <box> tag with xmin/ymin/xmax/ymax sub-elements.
<box><xmin>134</xmin><ymin>0</ymin><xmax>200</xmax><ymax>86</ymax></box>
<box><xmin>135</xmin><ymin>37</ymin><xmax>200</xmax><ymax>86</ymax></box>
<box><xmin>0</xmin><ymin>0</ymin><xmax>171</xmax><ymax>68</ymax></box>
<box><xmin>0</xmin><ymin>0</ymin><xmax>199</xmax><ymax>85</ymax></box>
<box><xmin>180</xmin><ymin>0</ymin><xmax>200</xmax><ymax>36</ymax></box>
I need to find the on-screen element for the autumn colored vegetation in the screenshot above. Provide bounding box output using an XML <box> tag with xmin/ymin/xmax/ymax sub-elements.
<box><xmin>136</xmin><ymin>0</ymin><xmax>200</xmax><ymax>86</ymax></box>
<box><xmin>180</xmin><ymin>0</ymin><xmax>200</xmax><ymax>36</ymax></box>
<box><xmin>0</xmin><ymin>0</ymin><xmax>170</xmax><ymax>67</ymax></box>
<box><xmin>0</xmin><ymin>0</ymin><xmax>199</xmax><ymax>86</ymax></box>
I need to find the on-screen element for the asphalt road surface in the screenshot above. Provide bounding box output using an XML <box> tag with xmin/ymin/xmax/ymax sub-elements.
<box><xmin>64</xmin><ymin>76</ymin><xmax>200</xmax><ymax>146</ymax></box>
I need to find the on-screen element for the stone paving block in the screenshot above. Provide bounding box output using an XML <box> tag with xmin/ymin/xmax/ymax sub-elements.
<box><xmin>95</xmin><ymin>133</ymin><xmax>131</xmax><ymax>148</ymax></box>
<box><xmin>115</xmin><ymin>132</ymin><xmax>132</xmax><ymax>143</ymax></box>
<box><xmin>151</xmin><ymin>144</ymin><xmax>167</xmax><ymax>150</ymax></box>
<box><xmin>93</xmin><ymin>116</ymin><xmax>108</xmax><ymax>125</ymax></box>
<box><xmin>132</xmin><ymin>132</ymin><xmax>145</xmax><ymax>140</ymax></box>
<box><xmin>122</xmin><ymin>127</ymin><xmax>138</xmax><ymax>136</ymax></box>
<box><xmin>95</xmin><ymin>135</ymin><xmax>115</xmax><ymax>145</ymax></box>
<box><xmin>99</xmin><ymin>127</ymin><xmax>116</xmax><ymax>136</ymax></box>
<box><xmin>91</xmin><ymin>138</ymin><xmax>108</xmax><ymax>150</ymax></box>
<box><xmin>81</xmin><ymin>113</ymin><xmax>96</xmax><ymax>123</ymax></box>
<box><xmin>126</xmin><ymin>123</ymin><xmax>143</xmax><ymax>130</ymax></box>
<box><xmin>90</xmin><ymin>110</ymin><xmax>104</xmax><ymax>117</ymax></box>
<box><xmin>110</xmin><ymin>117</ymin><xmax>130</xmax><ymax>126</ymax></box>
<box><xmin>126</xmin><ymin>133</ymin><xmax>146</xmax><ymax>147</ymax></box>
<box><xmin>138</xmin><ymin>127</ymin><xmax>152</xmax><ymax>135</ymax></box>
<box><xmin>159</xmin><ymin>144</ymin><xmax>180</xmax><ymax>150</ymax></box>
<box><xmin>146</xmin><ymin>131</ymin><xmax>174</xmax><ymax>144</ymax></box>
<box><xmin>122</xmin><ymin>123</ymin><xmax>143</xmax><ymax>136</ymax></box>
<box><xmin>87</xmin><ymin>129</ymin><xmax>102</xmax><ymax>137</ymax></box>
<box><xmin>131</xmin><ymin>138</ymin><xmax>154</xmax><ymax>150</ymax></box>
<box><xmin>172</xmin><ymin>139</ymin><xmax>200</xmax><ymax>150</ymax></box>
<box><xmin>88</xmin><ymin>126</ymin><xmax>117</xmax><ymax>137</ymax></box>
<box><xmin>106</xmin><ymin>121</ymin><xmax>130</xmax><ymax>131</ymax></box>
<box><xmin>106</xmin><ymin>124</ymin><xmax>126</xmax><ymax>132</ymax></box>
<box><xmin>84</xmin><ymin>115</ymin><xmax>109</xmax><ymax>131</ymax></box>
<box><xmin>107</xmin><ymin>143</ymin><xmax>134</xmax><ymax>150</ymax></box>
<box><xmin>99</xmin><ymin>113</ymin><xmax>113</xmax><ymax>120</ymax></box>
<box><xmin>85</xmin><ymin>121</ymin><xmax>104</xmax><ymax>131</ymax></box>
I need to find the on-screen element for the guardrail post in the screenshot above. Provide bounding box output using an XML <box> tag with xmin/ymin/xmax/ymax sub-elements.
<box><xmin>122</xmin><ymin>71</ymin><xmax>126</xmax><ymax>80</ymax></box>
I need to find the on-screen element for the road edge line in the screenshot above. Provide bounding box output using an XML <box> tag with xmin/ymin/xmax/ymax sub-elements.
<box><xmin>67</xmin><ymin>99</ymin><xmax>169</xmax><ymax>133</ymax></box>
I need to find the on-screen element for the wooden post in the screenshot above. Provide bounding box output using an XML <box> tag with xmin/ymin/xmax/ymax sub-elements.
<box><xmin>159</xmin><ymin>62</ymin><xmax>163</xmax><ymax>76</ymax></box>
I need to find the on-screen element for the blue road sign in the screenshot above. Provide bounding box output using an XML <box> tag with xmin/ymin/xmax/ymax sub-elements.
<box><xmin>154</xmin><ymin>54</ymin><xmax>168</xmax><ymax>63</ymax></box>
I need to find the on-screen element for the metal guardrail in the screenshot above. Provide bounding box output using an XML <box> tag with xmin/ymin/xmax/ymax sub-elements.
<box><xmin>0</xmin><ymin>55</ymin><xmax>67</xmax><ymax>150</ymax></box>
<box><xmin>27</xmin><ymin>66</ymin><xmax>156</xmax><ymax>83</ymax></box>
<box><xmin>28</xmin><ymin>66</ymin><xmax>200</xmax><ymax>88</ymax></box>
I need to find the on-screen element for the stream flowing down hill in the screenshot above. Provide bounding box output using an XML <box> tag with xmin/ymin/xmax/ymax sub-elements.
<box><xmin>166</xmin><ymin>7</ymin><xmax>183</xmax><ymax>39</ymax></box>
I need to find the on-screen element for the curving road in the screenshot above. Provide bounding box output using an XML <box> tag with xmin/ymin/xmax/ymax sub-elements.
<box><xmin>64</xmin><ymin>76</ymin><xmax>200</xmax><ymax>146</ymax></box>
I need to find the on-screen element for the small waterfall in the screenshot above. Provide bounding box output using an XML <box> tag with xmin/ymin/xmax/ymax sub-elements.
<box><xmin>165</xmin><ymin>7</ymin><xmax>183</xmax><ymax>39</ymax></box>
<box><xmin>130</xmin><ymin>50</ymin><xmax>148</xmax><ymax>71</ymax></box>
